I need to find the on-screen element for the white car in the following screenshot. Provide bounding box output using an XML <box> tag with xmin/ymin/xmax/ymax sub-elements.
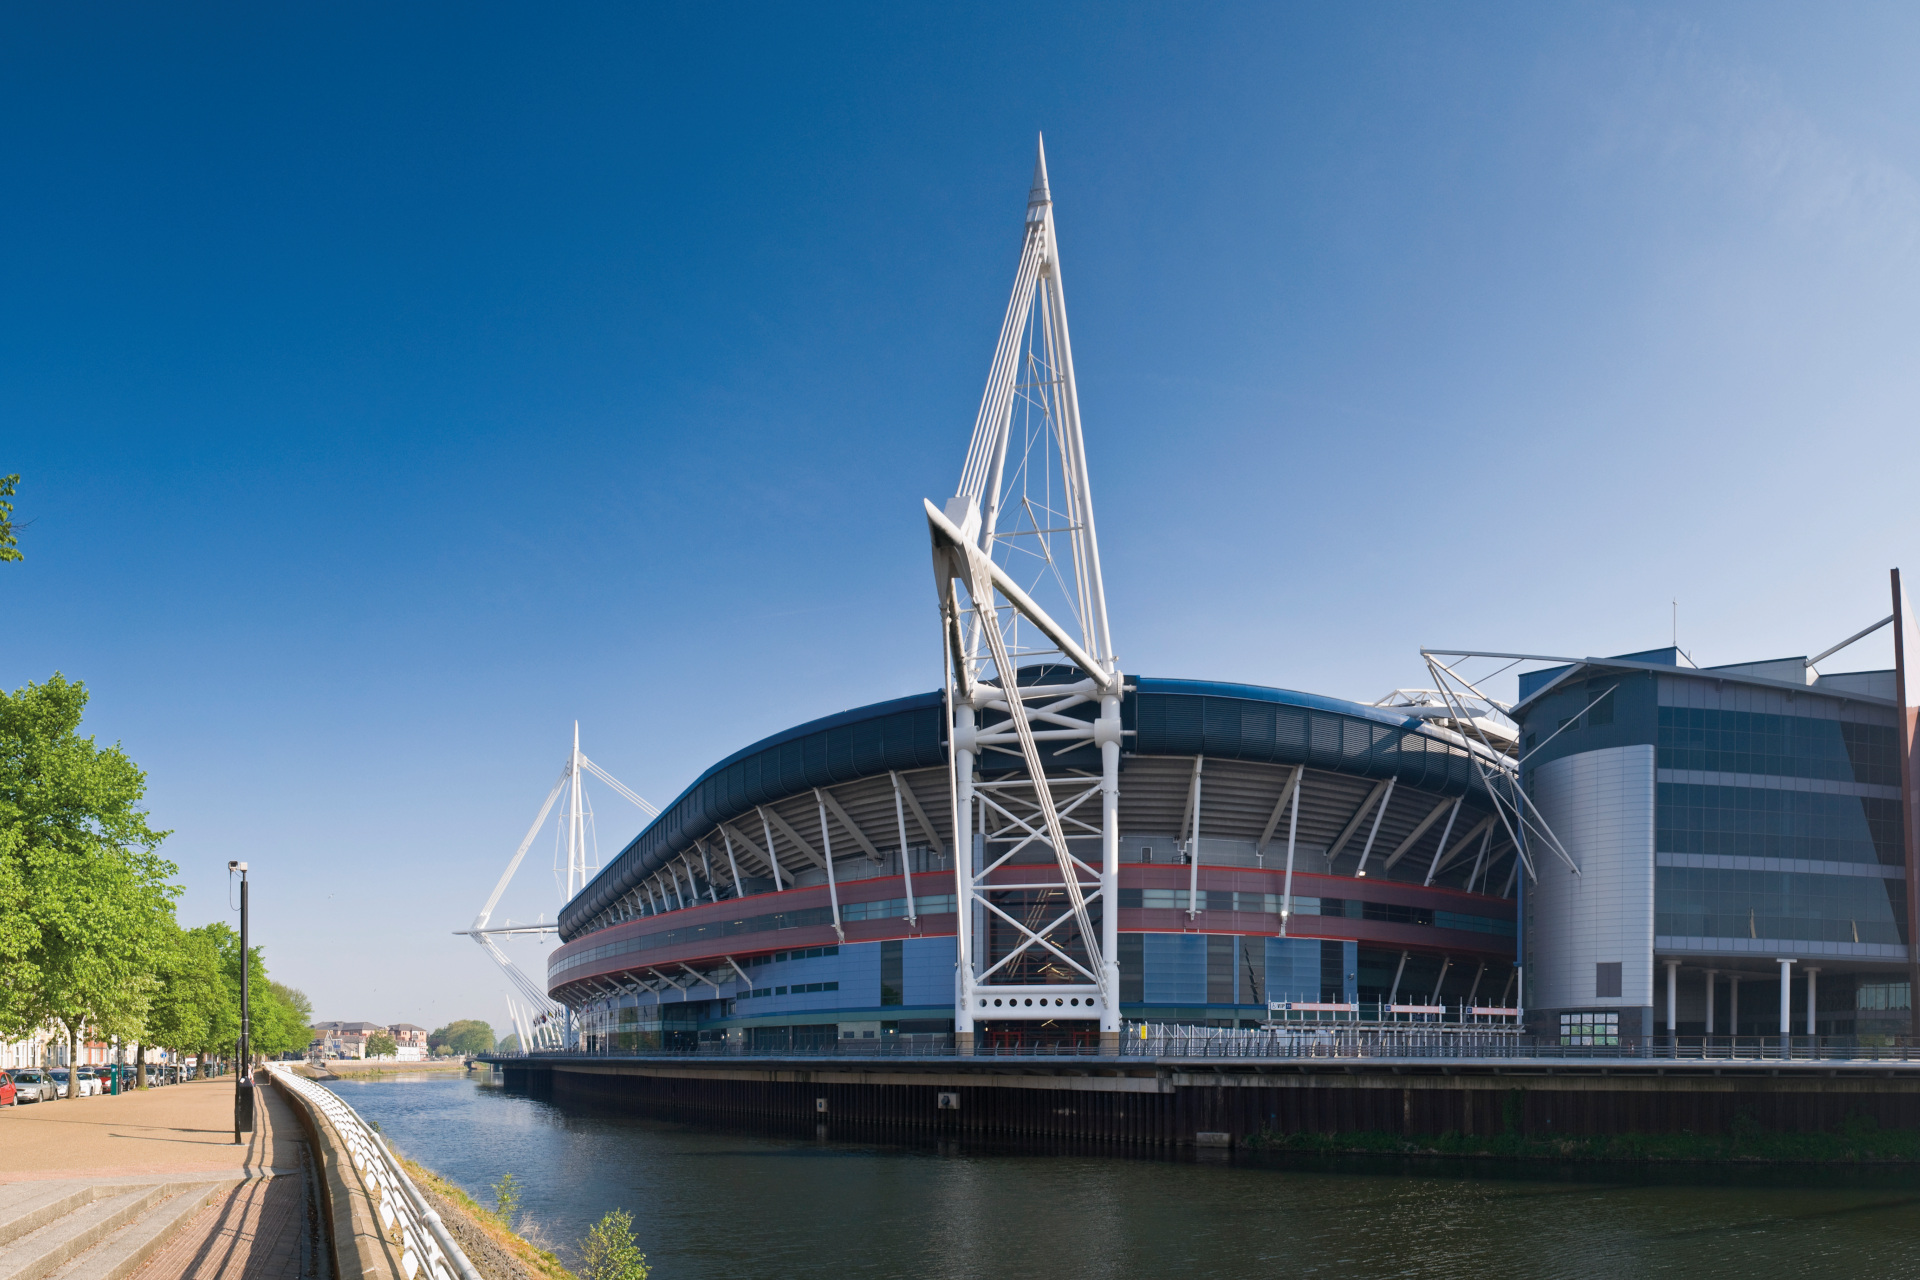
<box><xmin>74</xmin><ymin>1068</ymin><xmax>102</xmax><ymax>1097</ymax></box>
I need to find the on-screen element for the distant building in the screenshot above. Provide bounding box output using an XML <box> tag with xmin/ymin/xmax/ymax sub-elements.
<box><xmin>387</xmin><ymin>1024</ymin><xmax>429</xmax><ymax>1061</ymax></box>
<box><xmin>310</xmin><ymin>1020</ymin><xmax>386</xmax><ymax>1059</ymax></box>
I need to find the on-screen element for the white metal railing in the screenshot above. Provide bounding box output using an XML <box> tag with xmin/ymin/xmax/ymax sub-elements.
<box><xmin>271</xmin><ymin>1065</ymin><xmax>482</xmax><ymax>1280</ymax></box>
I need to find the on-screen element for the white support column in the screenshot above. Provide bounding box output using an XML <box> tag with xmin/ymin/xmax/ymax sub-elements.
<box><xmin>1466</xmin><ymin>826</ymin><xmax>1492</xmax><ymax>893</ymax></box>
<box><xmin>1098</xmin><ymin>691</ymin><xmax>1122</xmax><ymax>1037</ymax></box>
<box><xmin>1422</xmin><ymin>797</ymin><xmax>1464</xmax><ymax>886</ymax></box>
<box><xmin>1665</xmin><ymin>960</ymin><xmax>1678</xmax><ymax>1035</ymax></box>
<box><xmin>699</xmin><ymin>846</ymin><xmax>720</xmax><ymax>904</ymax></box>
<box><xmin>1705</xmin><ymin>970</ymin><xmax>1717</xmax><ymax>1041</ymax></box>
<box><xmin>1279</xmin><ymin>769</ymin><xmax>1302</xmax><ymax>936</ymax></box>
<box><xmin>721</xmin><ymin>829</ymin><xmax>744</xmax><ymax>900</ymax></box>
<box><xmin>1353</xmin><ymin>777</ymin><xmax>1397</xmax><ymax>878</ymax></box>
<box><xmin>814</xmin><ymin>791</ymin><xmax>845</xmax><ymax>942</ymax></box>
<box><xmin>1776</xmin><ymin>958</ymin><xmax>1795</xmax><ymax>1037</ymax></box>
<box><xmin>953</xmin><ymin>702</ymin><xmax>978</xmax><ymax>1039</ymax></box>
<box><xmin>1805</xmin><ymin>966</ymin><xmax>1819</xmax><ymax>1037</ymax></box>
<box><xmin>891</xmin><ymin>772</ymin><xmax>918</xmax><ymax>925</ymax></box>
<box><xmin>1185</xmin><ymin>756</ymin><xmax>1204</xmax><ymax>918</ymax></box>
<box><xmin>759</xmin><ymin>809</ymin><xmax>784</xmax><ymax>892</ymax></box>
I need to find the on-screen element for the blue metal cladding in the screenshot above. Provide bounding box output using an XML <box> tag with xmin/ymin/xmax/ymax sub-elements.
<box><xmin>560</xmin><ymin>676</ymin><xmax>1502</xmax><ymax>940</ymax></box>
<box><xmin>558</xmin><ymin>692</ymin><xmax>948</xmax><ymax>937</ymax></box>
<box><xmin>1131</xmin><ymin>678</ymin><xmax>1494</xmax><ymax>801</ymax></box>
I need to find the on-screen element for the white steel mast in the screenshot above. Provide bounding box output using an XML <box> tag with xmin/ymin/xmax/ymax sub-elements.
<box><xmin>457</xmin><ymin>725</ymin><xmax>659</xmax><ymax>1051</ymax></box>
<box><xmin>926</xmin><ymin>137</ymin><xmax>1125</xmax><ymax>1049</ymax></box>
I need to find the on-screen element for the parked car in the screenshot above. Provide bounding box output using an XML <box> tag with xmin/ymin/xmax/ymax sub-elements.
<box><xmin>10</xmin><ymin>1070</ymin><xmax>55</xmax><ymax>1103</ymax></box>
<box><xmin>0</xmin><ymin>1072</ymin><xmax>14</xmax><ymax>1106</ymax></box>
<box><xmin>73</xmin><ymin>1068</ymin><xmax>102</xmax><ymax>1097</ymax></box>
<box><xmin>46</xmin><ymin>1069</ymin><xmax>75</xmax><ymax>1098</ymax></box>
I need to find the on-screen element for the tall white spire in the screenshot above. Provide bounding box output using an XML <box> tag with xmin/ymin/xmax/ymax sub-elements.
<box><xmin>1028</xmin><ymin>133</ymin><xmax>1051</xmax><ymax>208</ymax></box>
<box><xmin>925</xmin><ymin>142</ymin><xmax>1124</xmax><ymax>1044</ymax></box>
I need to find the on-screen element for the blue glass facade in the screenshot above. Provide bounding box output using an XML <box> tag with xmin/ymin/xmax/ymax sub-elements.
<box><xmin>1656</xmin><ymin>706</ymin><xmax>1900</xmax><ymax>787</ymax></box>
<box><xmin>1516</xmin><ymin>647</ymin><xmax>1912</xmax><ymax>1038</ymax></box>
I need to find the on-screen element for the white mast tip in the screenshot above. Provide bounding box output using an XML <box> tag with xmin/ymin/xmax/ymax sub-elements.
<box><xmin>1029</xmin><ymin>133</ymin><xmax>1051</xmax><ymax>206</ymax></box>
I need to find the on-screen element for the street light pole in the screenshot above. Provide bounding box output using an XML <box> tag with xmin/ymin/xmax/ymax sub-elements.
<box><xmin>231</xmin><ymin>861</ymin><xmax>253</xmax><ymax>1145</ymax></box>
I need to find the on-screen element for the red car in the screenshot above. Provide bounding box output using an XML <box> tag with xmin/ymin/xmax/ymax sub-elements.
<box><xmin>0</xmin><ymin>1072</ymin><xmax>15</xmax><ymax>1106</ymax></box>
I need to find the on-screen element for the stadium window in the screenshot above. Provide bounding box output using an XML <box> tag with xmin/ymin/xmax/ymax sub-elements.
<box><xmin>1595</xmin><ymin>962</ymin><xmax>1622</xmax><ymax>998</ymax></box>
<box><xmin>1588</xmin><ymin>687</ymin><xmax>1615</xmax><ymax>728</ymax></box>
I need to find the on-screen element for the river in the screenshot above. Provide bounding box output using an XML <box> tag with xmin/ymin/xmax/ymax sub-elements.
<box><xmin>326</xmin><ymin>1071</ymin><xmax>1920</xmax><ymax>1278</ymax></box>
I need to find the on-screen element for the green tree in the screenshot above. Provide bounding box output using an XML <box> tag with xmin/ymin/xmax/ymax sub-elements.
<box><xmin>146</xmin><ymin>924</ymin><xmax>224</xmax><ymax>1083</ymax></box>
<box><xmin>365</xmin><ymin>1031</ymin><xmax>398</xmax><ymax>1058</ymax></box>
<box><xmin>492</xmin><ymin>1172</ymin><xmax>521</xmax><ymax>1228</ymax></box>
<box><xmin>0</xmin><ymin>474</ymin><xmax>21</xmax><ymax>563</ymax></box>
<box><xmin>430</xmin><ymin>1019</ymin><xmax>496</xmax><ymax>1055</ymax></box>
<box><xmin>578</xmin><ymin>1209</ymin><xmax>648</xmax><ymax>1280</ymax></box>
<box><xmin>0</xmin><ymin>675</ymin><xmax>176</xmax><ymax>1094</ymax></box>
<box><xmin>497</xmin><ymin>1032</ymin><xmax>521</xmax><ymax>1054</ymax></box>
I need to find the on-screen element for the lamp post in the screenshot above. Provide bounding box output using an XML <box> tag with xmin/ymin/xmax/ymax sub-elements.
<box><xmin>231</xmin><ymin>861</ymin><xmax>253</xmax><ymax>1144</ymax></box>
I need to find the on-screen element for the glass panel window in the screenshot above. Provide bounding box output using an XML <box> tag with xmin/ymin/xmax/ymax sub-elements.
<box><xmin>1658</xmin><ymin>783</ymin><xmax>1903</xmax><ymax>866</ymax></box>
<box><xmin>1656</xmin><ymin>706</ymin><xmax>1899</xmax><ymax>786</ymax></box>
<box><xmin>1655</xmin><ymin>866</ymin><xmax>1908</xmax><ymax>945</ymax></box>
<box><xmin>1560</xmin><ymin>1011</ymin><xmax>1619</xmax><ymax>1046</ymax></box>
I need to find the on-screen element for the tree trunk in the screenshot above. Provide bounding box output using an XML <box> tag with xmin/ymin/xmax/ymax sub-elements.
<box><xmin>66</xmin><ymin>1025</ymin><xmax>78</xmax><ymax>1100</ymax></box>
<box><xmin>135</xmin><ymin>1041</ymin><xmax>146</xmax><ymax>1090</ymax></box>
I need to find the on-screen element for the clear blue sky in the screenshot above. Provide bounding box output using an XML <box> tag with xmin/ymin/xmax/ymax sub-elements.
<box><xmin>6</xmin><ymin>3</ymin><xmax>1918</xmax><ymax>1032</ymax></box>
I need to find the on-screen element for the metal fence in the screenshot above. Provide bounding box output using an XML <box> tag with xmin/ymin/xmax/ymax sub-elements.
<box><xmin>481</xmin><ymin>1023</ymin><xmax>1920</xmax><ymax>1065</ymax></box>
<box><xmin>271</xmin><ymin>1065</ymin><xmax>483</xmax><ymax>1280</ymax></box>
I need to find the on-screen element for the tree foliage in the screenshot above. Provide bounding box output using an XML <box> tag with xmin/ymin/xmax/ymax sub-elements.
<box><xmin>0</xmin><ymin>672</ymin><xmax>308</xmax><ymax>1077</ymax></box>
<box><xmin>0</xmin><ymin>474</ymin><xmax>20</xmax><ymax>563</ymax></box>
<box><xmin>578</xmin><ymin>1209</ymin><xmax>648</xmax><ymax>1280</ymax></box>
<box><xmin>430</xmin><ymin>1019</ymin><xmax>496</xmax><ymax>1055</ymax></box>
<box><xmin>0</xmin><ymin>675</ymin><xmax>176</xmax><ymax>1076</ymax></box>
<box><xmin>366</xmin><ymin>1031</ymin><xmax>398</xmax><ymax>1058</ymax></box>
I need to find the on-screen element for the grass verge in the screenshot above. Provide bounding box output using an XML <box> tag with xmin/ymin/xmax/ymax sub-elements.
<box><xmin>397</xmin><ymin>1154</ymin><xmax>576</xmax><ymax>1279</ymax></box>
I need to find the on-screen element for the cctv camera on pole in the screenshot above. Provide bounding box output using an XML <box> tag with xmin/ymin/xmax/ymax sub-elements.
<box><xmin>230</xmin><ymin>861</ymin><xmax>253</xmax><ymax>1144</ymax></box>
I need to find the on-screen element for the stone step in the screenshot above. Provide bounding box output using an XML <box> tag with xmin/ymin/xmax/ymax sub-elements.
<box><xmin>43</xmin><ymin>1182</ymin><xmax>235</xmax><ymax>1280</ymax></box>
<box><xmin>0</xmin><ymin>1185</ymin><xmax>98</xmax><ymax>1251</ymax></box>
<box><xmin>0</xmin><ymin>1185</ymin><xmax>168</xmax><ymax>1280</ymax></box>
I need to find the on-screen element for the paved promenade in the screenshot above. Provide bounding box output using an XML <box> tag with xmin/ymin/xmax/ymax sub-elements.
<box><xmin>0</xmin><ymin>1079</ymin><xmax>317</xmax><ymax>1277</ymax></box>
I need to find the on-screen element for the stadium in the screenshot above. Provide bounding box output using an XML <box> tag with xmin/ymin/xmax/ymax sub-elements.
<box><xmin>540</xmin><ymin>141</ymin><xmax>1532</xmax><ymax>1052</ymax></box>
<box><xmin>529</xmin><ymin>143</ymin><xmax>1918</xmax><ymax>1057</ymax></box>
<box><xmin>548</xmin><ymin>677</ymin><xmax>1526</xmax><ymax>1050</ymax></box>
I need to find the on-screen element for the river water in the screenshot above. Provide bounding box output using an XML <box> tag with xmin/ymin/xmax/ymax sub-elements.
<box><xmin>327</xmin><ymin>1071</ymin><xmax>1920</xmax><ymax>1279</ymax></box>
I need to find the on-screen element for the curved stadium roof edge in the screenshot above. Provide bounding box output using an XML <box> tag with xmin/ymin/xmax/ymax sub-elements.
<box><xmin>558</xmin><ymin>676</ymin><xmax>1511</xmax><ymax>939</ymax></box>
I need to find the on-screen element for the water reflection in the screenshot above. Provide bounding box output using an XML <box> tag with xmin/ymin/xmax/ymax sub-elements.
<box><xmin>328</xmin><ymin>1072</ymin><xmax>1920</xmax><ymax>1279</ymax></box>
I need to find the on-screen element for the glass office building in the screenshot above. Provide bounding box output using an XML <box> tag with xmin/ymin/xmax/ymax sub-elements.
<box><xmin>1515</xmin><ymin>647</ymin><xmax>1914</xmax><ymax>1042</ymax></box>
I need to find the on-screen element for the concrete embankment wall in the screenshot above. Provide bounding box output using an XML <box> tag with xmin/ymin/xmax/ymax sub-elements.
<box><xmin>506</xmin><ymin>1061</ymin><xmax>1920</xmax><ymax>1146</ymax></box>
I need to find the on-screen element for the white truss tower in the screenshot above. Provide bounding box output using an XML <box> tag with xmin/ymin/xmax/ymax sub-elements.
<box><xmin>925</xmin><ymin>138</ymin><xmax>1124</xmax><ymax>1044</ymax></box>
<box><xmin>456</xmin><ymin>724</ymin><xmax>660</xmax><ymax>1051</ymax></box>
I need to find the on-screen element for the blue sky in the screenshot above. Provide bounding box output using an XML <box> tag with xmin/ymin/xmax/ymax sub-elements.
<box><xmin>6</xmin><ymin>3</ymin><xmax>1918</xmax><ymax>1030</ymax></box>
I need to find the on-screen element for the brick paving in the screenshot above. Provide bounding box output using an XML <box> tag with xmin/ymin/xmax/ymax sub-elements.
<box><xmin>0</xmin><ymin>1076</ymin><xmax>320</xmax><ymax>1277</ymax></box>
<box><xmin>132</xmin><ymin>1171</ymin><xmax>313</xmax><ymax>1280</ymax></box>
<box><xmin>0</xmin><ymin>1077</ymin><xmax>298</xmax><ymax>1182</ymax></box>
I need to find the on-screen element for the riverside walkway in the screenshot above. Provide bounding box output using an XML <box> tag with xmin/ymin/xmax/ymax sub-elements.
<box><xmin>0</xmin><ymin>1078</ymin><xmax>316</xmax><ymax>1278</ymax></box>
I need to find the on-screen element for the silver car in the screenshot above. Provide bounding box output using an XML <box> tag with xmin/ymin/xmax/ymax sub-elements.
<box><xmin>10</xmin><ymin>1069</ymin><xmax>55</xmax><ymax>1103</ymax></box>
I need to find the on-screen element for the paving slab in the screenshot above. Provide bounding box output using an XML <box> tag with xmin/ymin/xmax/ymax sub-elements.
<box><xmin>0</xmin><ymin>1080</ymin><xmax>321</xmax><ymax>1278</ymax></box>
